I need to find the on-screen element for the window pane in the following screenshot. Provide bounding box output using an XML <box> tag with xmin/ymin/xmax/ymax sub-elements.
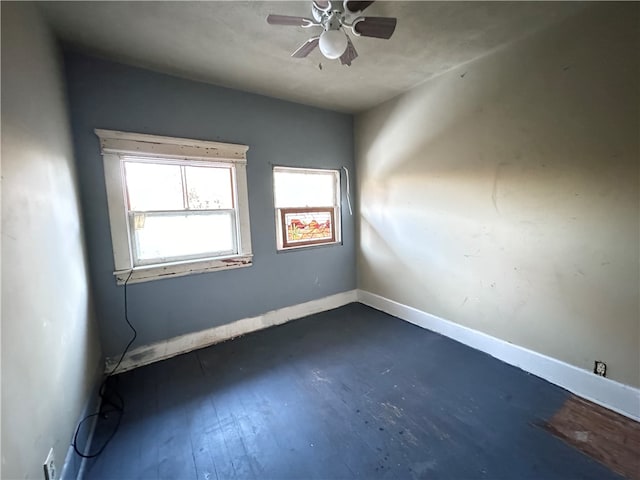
<box><xmin>274</xmin><ymin>169</ymin><xmax>337</xmax><ymax>208</ymax></box>
<box><xmin>125</xmin><ymin>161</ymin><xmax>183</xmax><ymax>211</ymax></box>
<box><xmin>131</xmin><ymin>212</ymin><xmax>236</xmax><ymax>264</ymax></box>
<box><xmin>185</xmin><ymin>165</ymin><xmax>233</xmax><ymax>209</ymax></box>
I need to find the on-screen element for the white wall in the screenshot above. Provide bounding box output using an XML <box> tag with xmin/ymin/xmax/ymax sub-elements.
<box><xmin>1</xmin><ymin>3</ymin><xmax>102</xmax><ymax>478</ymax></box>
<box><xmin>356</xmin><ymin>3</ymin><xmax>639</xmax><ymax>388</ymax></box>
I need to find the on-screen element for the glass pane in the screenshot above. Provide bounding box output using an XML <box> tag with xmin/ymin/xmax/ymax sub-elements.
<box><xmin>274</xmin><ymin>169</ymin><xmax>337</xmax><ymax>208</ymax></box>
<box><xmin>283</xmin><ymin>210</ymin><xmax>334</xmax><ymax>245</ymax></box>
<box><xmin>124</xmin><ymin>161</ymin><xmax>184</xmax><ymax>211</ymax></box>
<box><xmin>185</xmin><ymin>165</ymin><xmax>233</xmax><ymax>209</ymax></box>
<box><xmin>131</xmin><ymin>212</ymin><xmax>236</xmax><ymax>264</ymax></box>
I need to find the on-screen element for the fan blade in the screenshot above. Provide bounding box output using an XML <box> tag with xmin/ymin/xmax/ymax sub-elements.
<box><xmin>345</xmin><ymin>1</ymin><xmax>375</xmax><ymax>13</ymax></box>
<box><xmin>292</xmin><ymin>37</ymin><xmax>320</xmax><ymax>58</ymax></box>
<box><xmin>267</xmin><ymin>14</ymin><xmax>314</xmax><ymax>26</ymax></box>
<box><xmin>353</xmin><ymin>16</ymin><xmax>396</xmax><ymax>39</ymax></box>
<box><xmin>339</xmin><ymin>37</ymin><xmax>358</xmax><ymax>66</ymax></box>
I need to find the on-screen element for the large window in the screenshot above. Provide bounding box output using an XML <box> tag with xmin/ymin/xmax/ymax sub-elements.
<box><xmin>273</xmin><ymin>166</ymin><xmax>341</xmax><ymax>250</ymax></box>
<box><xmin>97</xmin><ymin>129</ymin><xmax>252</xmax><ymax>284</ymax></box>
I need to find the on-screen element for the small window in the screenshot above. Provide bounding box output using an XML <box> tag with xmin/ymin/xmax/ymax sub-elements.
<box><xmin>97</xmin><ymin>129</ymin><xmax>252</xmax><ymax>284</ymax></box>
<box><xmin>273</xmin><ymin>166</ymin><xmax>341</xmax><ymax>250</ymax></box>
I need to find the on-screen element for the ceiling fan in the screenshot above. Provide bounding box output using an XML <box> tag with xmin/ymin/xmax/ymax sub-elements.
<box><xmin>267</xmin><ymin>1</ymin><xmax>397</xmax><ymax>66</ymax></box>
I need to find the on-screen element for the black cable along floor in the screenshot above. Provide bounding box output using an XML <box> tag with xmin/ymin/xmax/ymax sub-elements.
<box><xmin>84</xmin><ymin>303</ymin><xmax>622</xmax><ymax>479</ymax></box>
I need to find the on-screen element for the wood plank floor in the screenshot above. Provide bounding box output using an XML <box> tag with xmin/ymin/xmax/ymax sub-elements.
<box><xmin>545</xmin><ymin>395</ymin><xmax>640</xmax><ymax>479</ymax></box>
<box><xmin>84</xmin><ymin>303</ymin><xmax>623</xmax><ymax>479</ymax></box>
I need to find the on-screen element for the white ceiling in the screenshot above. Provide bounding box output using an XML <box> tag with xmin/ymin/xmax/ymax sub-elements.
<box><xmin>40</xmin><ymin>1</ymin><xmax>586</xmax><ymax>113</ymax></box>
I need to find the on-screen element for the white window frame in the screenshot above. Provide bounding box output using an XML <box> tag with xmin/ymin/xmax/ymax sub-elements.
<box><xmin>273</xmin><ymin>166</ymin><xmax>341</xmax><ymax>251</ymax></box>
<box><xmin>96</xmin><ymin>129</ymin><xmax>252</xmax><ymax>285</ymax></box>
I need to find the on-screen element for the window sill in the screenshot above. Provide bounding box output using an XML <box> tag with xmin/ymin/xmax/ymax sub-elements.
<box><xmin>113</xmin><ymin>254</ymin><xmax>253</xmax><ymax>285</ymax></box>
<box><xmin>276</xmin><ymin>241</ymin><xmax>342</xmax><ymax>253</ymax></box>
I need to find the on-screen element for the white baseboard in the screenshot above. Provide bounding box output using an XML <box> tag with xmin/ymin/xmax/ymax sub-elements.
<box><xmin>358</xmin><ymin>289</ymin><xmax>640</xmax><ymax>422</ymax></box>
<box><xmin>105</xmin><ymin>290</ymin><xmax>358</xmax><ymax>374</ymax></box>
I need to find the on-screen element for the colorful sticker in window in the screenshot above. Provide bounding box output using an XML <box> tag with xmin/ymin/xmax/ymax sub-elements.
<box><xmin>281</xmin><ymin>208</ymin><xmax>336</xmax><ymax>248</ymax></box>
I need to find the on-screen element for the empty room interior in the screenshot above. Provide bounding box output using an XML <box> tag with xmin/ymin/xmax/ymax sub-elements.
<box><xmin>2</xmin><ymin>1</ymin><xmax>639</xmax><ymax>479</ymax></box>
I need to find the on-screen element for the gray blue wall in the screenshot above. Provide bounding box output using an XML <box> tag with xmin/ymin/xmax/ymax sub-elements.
<box><xmin>64</xmin><ymin>51</ymin><xmax>356</xmax><ymax>357</ymax></box>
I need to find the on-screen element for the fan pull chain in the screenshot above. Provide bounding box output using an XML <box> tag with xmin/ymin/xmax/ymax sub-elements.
<box><xmin>343</xmin><ymin>166</ymin><xmax>353</xmax><ymax>215</ymax></box>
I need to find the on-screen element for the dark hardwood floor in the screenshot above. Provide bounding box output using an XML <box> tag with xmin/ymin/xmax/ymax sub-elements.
<box><xmin>83</xmin><ymin>303</ymin><xmax>622</xmax><ymax>479</ymax></box>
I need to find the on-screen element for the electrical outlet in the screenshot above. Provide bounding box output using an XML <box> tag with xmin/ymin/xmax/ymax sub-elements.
<box><xmin>43</xmin><ymin>448</ymin><xmax>56</xmax><ymax>480</ymax></box>
<box><xmin>594</xmin><ymin>360</ymin><xmax>607</xmax><ymax>377</ymax></box>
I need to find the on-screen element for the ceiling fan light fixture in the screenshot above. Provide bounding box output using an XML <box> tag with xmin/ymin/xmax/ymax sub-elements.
<box><xmin>267</xmin><ymin>1</ymin><xmax>397</xmax><ymax>64</ymax></box>
<box><xmin>319</xmin><ymin>29</ymin><xmax>348</xmax><ymax>59</ymax></box>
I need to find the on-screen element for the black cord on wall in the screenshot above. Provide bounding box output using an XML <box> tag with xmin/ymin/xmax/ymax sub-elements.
<box><xmin>72</xmin><ymin>270</ymin><xmax>137</xmax><ymax>459</ymax></box>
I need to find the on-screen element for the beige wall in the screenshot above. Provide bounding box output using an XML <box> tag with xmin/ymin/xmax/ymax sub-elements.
<box><xmin>1</xmin><ymin>3</ymin><xmax>102</xmax><ymax>478</ymax></box>
<box><xmin>355</xmin><ymin>3</ymin><xmax>639</xmax><ymax>388</ymax></box>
